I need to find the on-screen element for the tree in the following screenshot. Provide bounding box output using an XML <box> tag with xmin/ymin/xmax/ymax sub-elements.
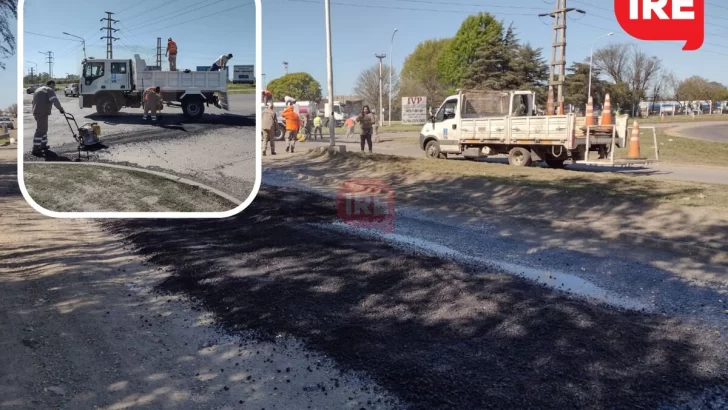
<box><xmin>400</xmin><ymin>38</ymin><xmax>451</xmax><ymax>107</ymax></box>
<box><xmin>592</xmin><ymin>43</ymin><xmax>662</xmax><ymax>115</ymax></box>
<box><xmin>564</xmin><ymin>62</ymin><xmax>610</xmax><ymax>113</ymax></box>
<box><xmin>353</xmin><ymin>64</ymin><xmax>399</xmax><ymax>119</ymax></box>
<box><xmin>677</xmin><ymin>76</ymin><xmax>727</xmax><ymax>101</ymax></box>
<box><xmin>266</xmin><ymin>73</ymin><xmax>322</xmax><ymax>102</ymax></box>
<box><xmin>436</xmin><ymin>12</ymin><xmax>503</xmax><ymax>88</ymax></box>
<box><xmin>0</xmin><ymin>0</ymin><xmax>16</xmax><ymax>70</ymax></box>
<box><xmin>7</xmin><ymin>103</ymin><xmax>16</xmax><ymax>116</ymax></box>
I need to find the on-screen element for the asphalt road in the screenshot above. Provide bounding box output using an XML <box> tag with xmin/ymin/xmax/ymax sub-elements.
<box><xmin>21</xmin><ymin>93</ymin><xmax>256</xmax><ymax>202</ymax></box>
<box><xmin>301</xmin><ymin>133</ymin><xmax>728</xmax><ymax>185</ymax></box>
<box><xmin>661</xmin><ymin>121</ymin><xmax>728</xmax><ymax>143</ymax></box>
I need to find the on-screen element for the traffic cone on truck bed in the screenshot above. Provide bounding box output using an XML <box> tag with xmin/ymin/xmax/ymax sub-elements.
<box><xmin>599</xmin><ymin>93</ymin><xmax>613</xmax><ymax>131</ymax></box>
<box><xmin>627</xmin><ymin>120</ymin><xmax>643</xmax><ymax>159</ymax></box>
<box><xmin>585</xmin><ymin>96</ymin><xmax>595</xmax><ymax>128</ymax></box>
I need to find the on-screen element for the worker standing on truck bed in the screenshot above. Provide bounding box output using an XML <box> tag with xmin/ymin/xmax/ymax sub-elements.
<box><xmin>281</xmin><ymin>102</ymin><xmax>300</xmax><ymax>153</ymax></box>
<box><xmin>31</xmin><ymin>80</ymin><xmax>64</xmax><ymax>156</ymax></box>
<box><xmin>143</xmin><ymin>86</ymin><xmax>162</xmax><ymax>121</ymax></box>
<box><xmin>210</xmin><ymin>54</ymin><xmax>232</xmax><ymax>72</ymax></box>
<box><xmin>165</xmin><ymin>38</ymin><xmax>177</xmax><ymax>71</ymax></box>
<box><xmin>261</xmin><ymin>102</ymin><xmax>277</xmax><ymax>156</ymax></box>
<box><xmin>356</xmin><ymin>105</ymin><xmax>376</xmax><ymax>153</ymax></box>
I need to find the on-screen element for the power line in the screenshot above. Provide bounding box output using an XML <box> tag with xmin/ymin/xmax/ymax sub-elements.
<box><xmin>392</xmin><ymin>0</ymin><xmax>543</xmax><ymax>10</ymax></box>
<box><xmin>24</xmin><ymin>31</ymin><xmax>76</xmax><ymax>41</ymax></box>
<box><xmin>124</xmin><ymin>0</ymin><xmax>178</xmax><ymax>21</ymax></box>
<box><xmin>284</xmin><ymin>0</ymin><xmax>534</xmax><ymax>15</ymax></box>
<box><xmin>133</xmin><ymin>2</ymin><xmax>254</xmax><ymax>35</ymax></box>
<box><xmin>124</xmin><ymin>0</ymin><xmax>220</xmax><ymax>30</ymax></box>
<box><xmin>115</xmin><ymin>0</ymin><xmax>149</xmax><ymax>14</ymax></box>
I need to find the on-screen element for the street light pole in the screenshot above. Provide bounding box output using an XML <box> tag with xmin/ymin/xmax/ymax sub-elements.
<box><xmin>62</xmin><ymin>32</ymin><xmax>86</xmax><ymax>59</ymax></box>
<box><xmin>588</xmin><ymin>32</ymin><xmax>614</xmax><ymax>101</ymax></box>
<box><xmin>389</xmin><ymin>28</ymin><xmax>397</xmax><ymax>127</ymax></box>
<box><xmin>324</xmin><ymin>0</ymin><xmax>336</xmax><ymax>147</ymax></box>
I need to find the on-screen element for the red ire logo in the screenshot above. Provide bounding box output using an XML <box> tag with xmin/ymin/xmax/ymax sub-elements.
<box><xmin>336</xmin><ymin>179</ymin><xmax>394</xmax><ymax>233</ymax></box>
<box><xmin>615</xmin><ymin>0</ymin><xmax>704</xmax><ymax>50</ymax></box>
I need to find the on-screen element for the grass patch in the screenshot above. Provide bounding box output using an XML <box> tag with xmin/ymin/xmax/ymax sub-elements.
<box><xmin>304</xmin><ymin>148</ymin><xmax>728</xmax><ymax>209</ymax></box>
<box><xmin>24</xmin><ymin>164</ymin><xmax>237</xmax><ymax>212</ymax></box>
<box><xmin>227</xmin><ymin>83</ymin><xmax>255</xmax><ymax>94</ymax></box>
<box><xmin>611</xmin><ymin>129</ymin><xmax>728</xmax><ymax>167</ymax></box>
<box><xmin>639</xmin><ymin>114</ymin><xmax>728</xmax><ymax>124</ymax></box>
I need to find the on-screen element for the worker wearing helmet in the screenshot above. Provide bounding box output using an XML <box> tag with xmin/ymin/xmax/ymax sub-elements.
<box><xmin>143</xmin><ymin>86</ymin><xmax>162</xmax><ymax>121</ymax></box>
<box><xmin>281</xmin><ymin>101</ymin><xmax>300</xmax><ymax>153</ymax></box>
<box><xmin>165</xmin><ymin>38</ymin><xmax>177</xmax><ymax>71</ymax></box>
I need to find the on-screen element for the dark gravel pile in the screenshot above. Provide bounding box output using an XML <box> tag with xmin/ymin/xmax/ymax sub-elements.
<box><xmin>104</xmin><ymin>186</ymin><xmax>728</xmax><ymax>410</ymax></box>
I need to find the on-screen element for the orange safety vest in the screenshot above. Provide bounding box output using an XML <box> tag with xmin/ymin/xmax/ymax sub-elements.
<box><xmin>167</xmin><ymin>40</ymin><xmax>177</xmax><ymax>54</ymax></box>
<box><xmin>144</xmin><ymin>87</ymin><xmax>156</xmax><ymax>101</ymax></box>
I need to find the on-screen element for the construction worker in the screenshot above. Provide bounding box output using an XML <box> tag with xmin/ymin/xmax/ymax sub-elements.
<box><xmin>344</xmin><ymin>115</ymin><xmax>356</xmax><ymax>140</ymax></box>
<box><xmin>356</xmin><ymin>105</ymin><xmax>376</xmax><ymax>153</ymax></box>
<box><xmin>210</xmin><ymin>54</ymin><xmax>232</xmax><ymax>72</ymax></box>
<box><xmin>31</xmin><ymin>80</ymin><xmax>64</xmax><ymax>156</ymax></box>
<box><xmin>165</xmin><ymin>38</ymin><xmax>177</xmax><ymax>71</ymax></box>
<box><xmin>261</xmin><ymin>89</ymin><xmax>272</xmax><ymax>104</ymax></box>
<box><xmin>304</xmin><ymin>114</ymin><xmax>312</xmax><ymax>140</ymax></box>
<box><xmin>261</xmin><ymin>102</ymin><xmax>277</xmax><ymax>156</ymax></box>
<box><xmin>312</xmin><ymin>114</ymin><xmax>323</xmax><ymax>140</ymax></box>
<box><xmin>281</xmin><ymin>102</ymin><xmax>300</xmax><ymax>153</ymax></box>
<box><xmin>299</xmin><ymin>113</ymin><xmax>308</xmax><ymax>141</ymax></box>
<box><xmin>143</xmin><ymin>86</ymin><xmax>162</xmax><ymax>121</ymax></box>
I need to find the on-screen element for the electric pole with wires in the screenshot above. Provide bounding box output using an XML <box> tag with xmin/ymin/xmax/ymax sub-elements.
<box><xmin>39</xmin><ymin>51</ymin><xmax>53</xmax><ymax>80</ymax></box>
<box><xmin>539</xmin><ymin>1</ymin><xmax>584</xmax><ymax>115</ymax></box>
<box><xmin>156</xmin><ymin>37</ymin><xmax>162</xmax><ymax>67</ymax></box>
<box><xmin>100</xmin><ymin>11</ymin><xmax>119</xmax><ymax>59</ymax></box>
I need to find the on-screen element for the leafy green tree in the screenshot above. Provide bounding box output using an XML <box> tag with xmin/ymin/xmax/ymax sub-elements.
<box><xmin>399</xmin><ymin>38</ymin><xmax>451</xmax><ymax>106</ymax></box>
<box><xmin>436</xmin><ymin>12</ymin><xmax>503</xmax><ymax>88</ymax></box>
<box><xmin>266</xmin><ymin>72</ymin><xmax>322</xmax><ymax>102</ymax></box>
<box><xmin>564</xmin><ymin>62</ymin><xmax>610</xmax><ymax>112</ymax></box>
<box><xmin>0</xmin><ymin>0</ymin><xmax>16</xmax><ymax>70</ymax></box>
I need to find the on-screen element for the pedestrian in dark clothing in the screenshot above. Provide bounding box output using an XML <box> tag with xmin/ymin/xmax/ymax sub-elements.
<box><xmin>356</xmin><ymin>105</ymin><xmax>376</xmax><ymax>153</ymax></box>
<box><xmin>31</xmin><ymin>80</ymin><xmax>65</xmax><ymax>156</ymax></box>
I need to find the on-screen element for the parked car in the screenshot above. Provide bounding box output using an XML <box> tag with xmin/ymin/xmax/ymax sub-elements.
<box><xmin>26</xmin><ymin>83</ymin><xmax>43</xmax><ymax>94</ymax></box>
<box><xmin>0</xmin><ymin>117</ymin><xmax>14</xmax><ymax>130</ymax></box>
<box><xmin>64</xmin><ymin>83</ymin><xmax>79</xmax><ymax>97</ymax></box>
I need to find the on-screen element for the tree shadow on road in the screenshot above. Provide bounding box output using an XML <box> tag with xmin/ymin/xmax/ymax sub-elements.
<box><xmin>105</xmin><ymin>186</ymin><xmax>728</xmax><ymax>410</ymax></box>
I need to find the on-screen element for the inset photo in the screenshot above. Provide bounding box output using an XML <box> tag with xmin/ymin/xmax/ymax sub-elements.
<box><xmin>19</xmin><ymin>0</ymin><xmax>259</xmax><ymax>215</ymax></box>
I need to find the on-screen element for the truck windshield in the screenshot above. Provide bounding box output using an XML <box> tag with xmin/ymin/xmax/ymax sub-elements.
<box><xmin>334</xmin><ymin>106</ymin><xmax>341</xmax><ymax>114</ymax></box>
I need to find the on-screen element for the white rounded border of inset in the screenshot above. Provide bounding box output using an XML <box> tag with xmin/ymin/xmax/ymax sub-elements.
<box><xmin>16</xmin><ymin>0</ymin><xmax>262</xmax><ymax>219</ymax></box>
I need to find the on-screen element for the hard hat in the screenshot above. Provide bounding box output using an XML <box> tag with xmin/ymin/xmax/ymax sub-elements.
<box><xmin>168</xmin><ymin>38</ymin><xmax>172</xmax><ymax>41</ymax></box>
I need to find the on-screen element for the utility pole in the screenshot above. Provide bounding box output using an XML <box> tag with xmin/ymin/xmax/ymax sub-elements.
<box><xmin>389</xmin><ymin>28</ymin><xmax>397</xmax><ymax>126</ymax></box>
<box><xmin>283</xmin><ymin>61</ymin><xmax>288</xmax><ymax>75</ymax></box>
<box><xmin>156</xmin><ymin>37</ymin><xmax>162</xmax><ymax>67</ymax></box>
<box><xmin>100</xmin><ymin>11</ymin><xmax>119</xmax><ymax>59</ymax></box>
<box><xmin>324</xmin><ymin>0</ymin><xmax>336</xmax><ymax>148</ymax></box>
<box><xmin>375</xmin><ymin>54</ymin><xmax>386</xmax><ymax>127</ymax></box>
<box><xmin>539</xmin><ymin>1</ymin><xmax>584</xmax><ymax>115</ymax></box>
<box><xmin>29</xmin><ymin>67</ymin><xmax>34</xmax><ymax>84</ymax></box>
<box><xmin>39</xmin><ymin>51</ymin><xmax>53</xmax><ymax>80</ymax></box>
<box><xmin>262</xmin><ymin>73</ymin><xmax>266</xmax><ymax>88</ymax></box>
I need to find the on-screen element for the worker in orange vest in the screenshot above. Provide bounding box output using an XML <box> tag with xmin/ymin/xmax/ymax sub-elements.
<box><xmin>344</xmin><ymin>115</ymin><xmax>356</xmax><ymax>140</ymax></box>
<box><xmin>281</xmin><ymin>102</ymin><xmax>300</xmax><ymax>153</ymax></box>
<box><xmin>261</xmin><ymin>89</ymin><xmax>272</xmax><ymax>104</ymax></box>
<box><xmin>165</xmin><ymin>38</ymin><xmax>177</xmax><ymax>71</ymax></box>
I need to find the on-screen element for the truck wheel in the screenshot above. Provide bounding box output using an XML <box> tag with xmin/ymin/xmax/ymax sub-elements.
<box><xmin>507</xmin><ymin>147</ymin><xmax>532</xmax><ymax>166</ymax></box>
<box><xmin>96</xmin><ymin>96</ymin><xmax>118</xmax><ymax>115</ymax></box>
<box><xmin>275</xmin><ymin>124</ymin><xmax>286</xmax><ymax>141</ymax></box>
<box><xmin>425</xmin><ymin>140</ymin><xmax>444</xmax><ymax>159</ymax></box>
<box><xmin>182</xmin><ymin>98</ymin><xmax>205</xmax><ymax>119</ymax></box>
<box><xmin>546</xmin><ymin>159</ymin><xmax>566</xmax><ymax>169</ymax></box>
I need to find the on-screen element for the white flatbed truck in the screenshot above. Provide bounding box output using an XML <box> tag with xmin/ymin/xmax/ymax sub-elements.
<box><xmin>419</xmin><ymin>90</ymin><xmax>630</xmax><ymax>167</ymax></box>
<box><xmin>78</xmin><ymin>54</ymin><xmax>229</xmax><ymax>119</ymax></box>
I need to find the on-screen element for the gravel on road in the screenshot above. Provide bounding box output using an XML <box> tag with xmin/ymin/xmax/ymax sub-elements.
<box><xmin>104</xmin><ymin>185</ymin><xmax>728</xmax><ymax>410</ymax></box>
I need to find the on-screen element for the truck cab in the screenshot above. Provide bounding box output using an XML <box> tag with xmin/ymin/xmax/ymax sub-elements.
<box><xmin>79</xmin><ymin>57</ymin><xmax>137</xmax><ymax>113</ymax></box>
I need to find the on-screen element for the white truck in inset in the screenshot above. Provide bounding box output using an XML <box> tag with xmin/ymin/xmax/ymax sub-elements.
<box><xmin>323</xmin><ymin>101</ymin><xmax>344</xmax><ymax>127</ymax></box>
<box><xmin>78</xmin><ymin>54</ymin><xmax>229</xmax><ymax>119</ymax></box>
<box><xmin>419</xmin><ymin>90</ymin><xmax>629</xmax><ymax>167</ymax></box>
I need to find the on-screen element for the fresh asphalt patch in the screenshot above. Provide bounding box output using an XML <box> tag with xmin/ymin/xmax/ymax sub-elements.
<box><xmin>105</xmin><ymin>185</ymin><xmax>728</xmax><ymax>410</ymax></box>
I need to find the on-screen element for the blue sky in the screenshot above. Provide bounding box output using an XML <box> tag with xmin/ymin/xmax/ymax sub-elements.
<box><xmin>0</xmin><ymin>14</ymin><xmax>16</xmax><ymax>109</ymax></box>
<box><xmin>22</xmin><ymin>0</ymin><xmax>254</xmax><ymax>82</ymax></box>
<box><xmin>261</xmin><ymin>0</ymin><xmax>728</xmax><ymax>96</ymax></box>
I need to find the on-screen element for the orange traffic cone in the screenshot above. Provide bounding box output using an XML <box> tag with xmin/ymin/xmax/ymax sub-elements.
<box><xmin>585</xmin><ymin>96</ymin><xmax>595</xmax><ymax>128</ymax></box>
<box><xmin>546</xmin><ymin>89</ymin><xmax>554</xmax><ymax>116</ymax></box>
<box><xmin>627</xmin><ymin>120</ymin><xmax>642</xmax><ymax>159</ymax></box>
<box><xmin>600</xmin><ymin>93</ymin><xmax>613</xmax><ymax>130</ymax></box>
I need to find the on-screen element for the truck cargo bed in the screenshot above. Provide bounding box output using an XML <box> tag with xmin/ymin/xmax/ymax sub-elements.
<box><xmin>133</xmin><ymin>55</ymin><xmax>227</xmax><ymax>92</ymax></box>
